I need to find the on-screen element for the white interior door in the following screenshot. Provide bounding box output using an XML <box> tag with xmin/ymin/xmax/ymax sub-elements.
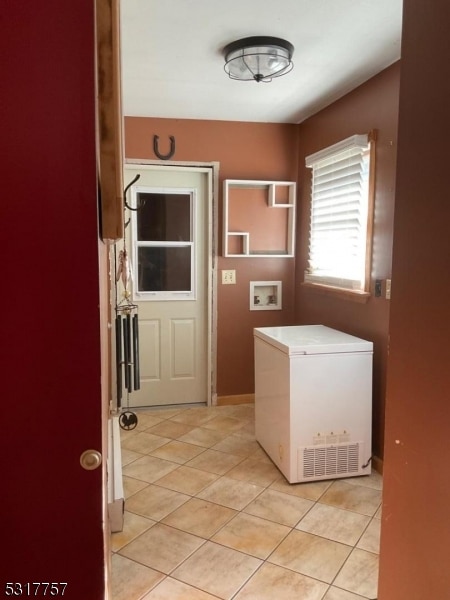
<box><xmin>120</xmin><ymin>164</ymin><xmax>213</xmax><ymax>408</ymax></box>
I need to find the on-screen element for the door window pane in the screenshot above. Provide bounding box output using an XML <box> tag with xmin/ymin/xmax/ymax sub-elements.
<box><xmin>137</xmin><ymin>192</ymin><xmax>191</xmax><ymax>242</ymax></box>
<box><xmin>132</xmin><ymin>188</ymin><xmax>195</xmax><ymax>299</ymax></box>
<box><xmin>137</xmin><ymin>246</ymin><xmax>191</xmax><ymax>292</ymax></box>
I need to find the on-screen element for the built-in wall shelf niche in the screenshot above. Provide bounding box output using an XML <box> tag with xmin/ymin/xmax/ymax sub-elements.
<box><xmin>223</xmin><ymin>179</ymin><xmax>296</xmax><ymax>257</ymax></box>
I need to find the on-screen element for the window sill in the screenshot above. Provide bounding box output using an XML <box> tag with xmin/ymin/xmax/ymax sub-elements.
<box><xmin>301</xmin><ymin>281</ymin><xmax>370</xmax><ymax>304</ymax></box>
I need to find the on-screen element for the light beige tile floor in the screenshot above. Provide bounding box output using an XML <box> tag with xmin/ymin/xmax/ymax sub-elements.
<box><xmin>111</xmin><ymin>403</ymin><xmax>381</xmax><ymax>600</ymax></box>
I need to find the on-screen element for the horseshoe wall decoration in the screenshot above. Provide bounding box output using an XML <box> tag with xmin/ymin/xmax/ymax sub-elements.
<box><xmin>153</xmin><ymin>134</ymin><xmax>176</xmax><ymax>160</ymax></box>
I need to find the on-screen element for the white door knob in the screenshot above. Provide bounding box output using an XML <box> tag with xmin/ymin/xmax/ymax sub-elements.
<box><xmin>80</xmin><ymin>449</ymin><xmax>102</xmax><ymax>470</ymax></box>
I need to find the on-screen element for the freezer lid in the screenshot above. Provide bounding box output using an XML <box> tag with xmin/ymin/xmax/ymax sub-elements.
<box><xmin>254</xmin><ymin>325</ymin><xmax>373</xmax><ymax>355</ymax></box>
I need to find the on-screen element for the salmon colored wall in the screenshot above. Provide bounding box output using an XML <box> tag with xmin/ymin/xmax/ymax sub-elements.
<box><xmin>125</xmin><ymin>117</ymin><xmax>298</xmax><ymax>396</ymax></box>
<box><xmin>379</xmin><ymin>1</ymin><xmax>450</xmax><ymax>597</ymax></box>
<box><xmin>295</xmin><ymin>63</ymin><xmax>400</xmax><ymax>459</ymax></box>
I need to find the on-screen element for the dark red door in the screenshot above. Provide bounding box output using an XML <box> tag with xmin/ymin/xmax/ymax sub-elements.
<box><xmin>2</xmin><ymin>2</ymin><xmax>106</xmax><ymax>598</ymax></box>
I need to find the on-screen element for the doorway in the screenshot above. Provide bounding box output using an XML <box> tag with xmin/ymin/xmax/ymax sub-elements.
<box><xmin>119</xmin><ymin>162</ymin><xmax>217</xmax><ymax>408</ymax></box>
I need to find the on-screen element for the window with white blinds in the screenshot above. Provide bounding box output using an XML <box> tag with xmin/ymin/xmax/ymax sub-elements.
<box><xmin>305</xmin><ymin>134</ymin><xmax>374</xmax><ymax>293</ymax></box>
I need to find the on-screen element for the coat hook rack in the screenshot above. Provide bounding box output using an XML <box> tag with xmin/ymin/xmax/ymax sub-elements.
<box><xmin>123</xmin><ymin>173</ymin><xmax>145</xmax><ymax>229</ymax></box>
<box><xmin>153</xmin><ymin>134</ymin><xmax>176</xmax><ymax>160</ymax></box>
<box><xmin>124</xmin><ymin>173</ymin><xmax>144</xmax><ymax>212</ymax></box>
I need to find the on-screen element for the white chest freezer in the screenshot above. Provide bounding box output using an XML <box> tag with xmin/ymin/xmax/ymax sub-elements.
<box><xmin>254</xmin><ymin>325</ymin><xmax>373</xmax><ymax>483</ymax></box>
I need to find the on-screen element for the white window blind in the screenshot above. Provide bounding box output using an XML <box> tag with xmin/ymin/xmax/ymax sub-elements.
<box><xmin>305</xmin><ymin>134</ymin><xmax>371</xmax><ymax>292</ymax></box>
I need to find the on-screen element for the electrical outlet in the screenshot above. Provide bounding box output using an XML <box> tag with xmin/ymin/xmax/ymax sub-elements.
<box><xmin>386</xmin><ymin>278</ymin><xmax>391</xmax><ymax>299</ymax></box>
<box><xmin>222</xmin><ymin>269</ymin><xmax>236</xmax><ymax>284</ymax></box>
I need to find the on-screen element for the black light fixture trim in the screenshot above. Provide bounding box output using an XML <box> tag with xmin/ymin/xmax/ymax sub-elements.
<box><xmin>223</xmin><ymin>36</ymin><xmax>294</xmax><ymax>83</ymax></box>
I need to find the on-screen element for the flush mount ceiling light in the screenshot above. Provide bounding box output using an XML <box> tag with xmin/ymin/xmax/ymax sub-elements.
<box><xmin>223</xmin><ymin>36</ymin><xmax>294</xmax><ymax>83</ymax></box>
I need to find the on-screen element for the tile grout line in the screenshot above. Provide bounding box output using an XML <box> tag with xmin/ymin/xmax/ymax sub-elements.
<box><xmin>114</xmin><ymin>405</ymin><xmax>381</xmax><ymax>599</ymax></box>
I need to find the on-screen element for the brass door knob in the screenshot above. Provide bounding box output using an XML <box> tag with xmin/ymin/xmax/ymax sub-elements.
<box><xmin>80</xmin><ymin>449</ymin><xmax>102</xmax><ymax>470</ymax></box>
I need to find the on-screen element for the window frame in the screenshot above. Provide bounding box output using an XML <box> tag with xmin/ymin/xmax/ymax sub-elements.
<box><xmin>304</xmin><ymin>131</ymin><xmax>376</xmax><ymax>298</ymax></box>
<box><xmin>130</xmin><ymin>185</ymin><xmax>197</xmax><ymax>301</ymax></box>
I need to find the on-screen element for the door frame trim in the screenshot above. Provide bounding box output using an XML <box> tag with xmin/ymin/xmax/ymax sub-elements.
<box><xmin>124</xmin><ymin>159</ymin><xmax>219</xmax><ymax>406</ymax></box>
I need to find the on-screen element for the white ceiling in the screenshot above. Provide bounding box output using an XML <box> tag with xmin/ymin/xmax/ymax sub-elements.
<box><xmin>120</xmin><ymin>0</ymin><xmax>403</xmax><ymax>124</ymax></box>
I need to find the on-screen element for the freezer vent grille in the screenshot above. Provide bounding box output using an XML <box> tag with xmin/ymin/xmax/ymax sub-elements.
<box><xmin>300</xmin><ymin>442</ymin><xmax>362</xmax><ymax>479</ymax></box>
